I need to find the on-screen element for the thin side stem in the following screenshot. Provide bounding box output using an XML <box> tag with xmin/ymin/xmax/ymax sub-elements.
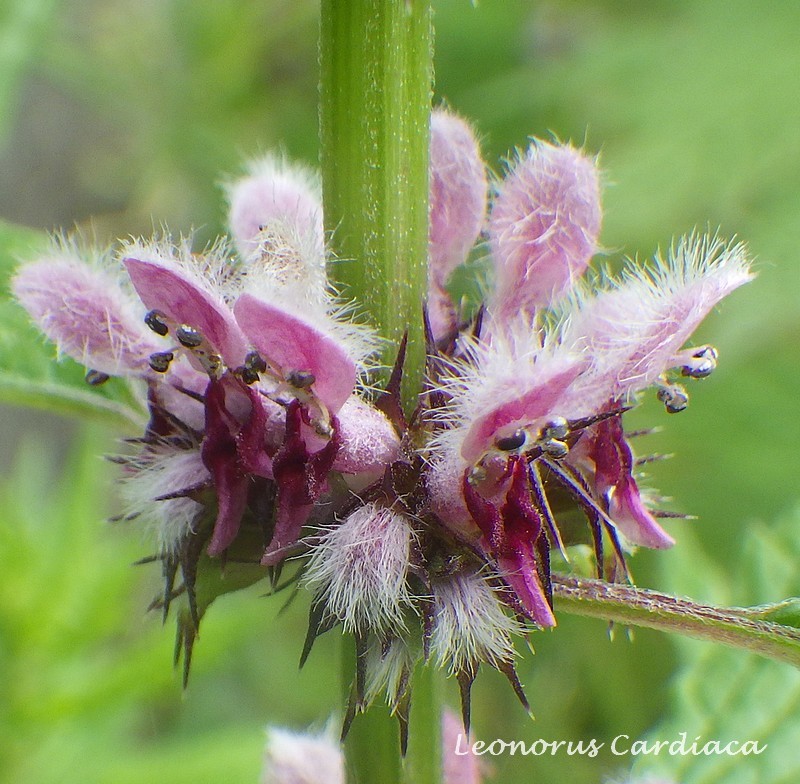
<box><xmin>553</xmin><ymin>574</ymin><xmax>800</xmax><ymax>667</ymax></box>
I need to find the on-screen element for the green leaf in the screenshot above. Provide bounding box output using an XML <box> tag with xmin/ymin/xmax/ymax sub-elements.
<box><xmin>0</xmin><ymin>220</ymin><xmax>144</xmax><ymax>428</ymax></box>
<box><xmin>631</xmin><ymin>506</ymin><xmax>800</xmax><ymax>784</ymax></box>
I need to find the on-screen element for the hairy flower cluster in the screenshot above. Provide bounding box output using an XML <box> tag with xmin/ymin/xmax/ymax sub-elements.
<box><xmin>13</xmin><ymin>109</ymin><xmax>752</xmax><ymax>742</ymax></box>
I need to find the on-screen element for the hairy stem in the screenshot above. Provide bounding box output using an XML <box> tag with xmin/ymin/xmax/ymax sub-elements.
<box><xmin>320</xmin><ymin>1</ymin><xmax>437</xmax><ymax>781</ymax></box>
<box><xmin>320</xmin><ymin>0</ymin><xmax>432</xmax><ymax>406</ymax></box>
<box><xmin>553</xmin><ymin>574</ymin><xmax>800</xmax><ymax>667</ymax></box>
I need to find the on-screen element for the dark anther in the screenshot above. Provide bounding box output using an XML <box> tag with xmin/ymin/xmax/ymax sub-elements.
<box><xmin>244</xmin><ymin>350</ymin><xmax>267</xmax><ymax>373</ymax></box>
<box><xmin>657</xmin><ymin>383</ymin><xmax>689</xmax><ymax>414</ymax></box>
<box><xmin>85</xmin><ymin>369</ymin><xmax>110</xmax><ymax>386</ymax></box>
<box><xmin>148</xmin><ymin>351</ymin><xmax>174</xmax><ymax>373</ymax></box>
<box><xmin>286</xmin><ymin>369</ymin><xmax>316</xmax><ymax>389</ymax></box>
<box><xmin>543</xmin><ymin>416</ymin><xmax>569</xmax><ymax>440</ymax></box>
<box><xmin>144</xmin><ymin>309</ymin><xmax>169</xmax><ymax>336</ymax></box>
<box><xmin>240</xmin><ymin>366</ymin><xmax>259</xmax><ymax>385</ymax></box>
<box><xmin>540</xmin><ymin>437</ymin><xmax>569</xmax><ymax>459</ymax></box>
<box><xmin>175</xmin><ymin>325</ymin><xmax>203</xmax><ymax>348</ymax></box>
<box><xmin>681</xmin><ymin>345</ymin><xmax>718</xmax><ymax>379</ymax></box>
<box><xmin>496</xmin><ymin>429</ymin><xmax>526</xmax><ymax>451</ymax></box>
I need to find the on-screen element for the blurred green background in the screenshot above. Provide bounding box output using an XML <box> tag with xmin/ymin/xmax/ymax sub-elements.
<box><xmin>1</xmin><ymin>1</ymin><xmax>799</xmax><ymax>782</ymax></box>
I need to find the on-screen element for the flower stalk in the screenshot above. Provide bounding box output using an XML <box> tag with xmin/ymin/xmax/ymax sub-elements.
<box><xmin>553</xmin><ymin>575</ymin><xmax>800</xmax><ymax>668</ymax></box>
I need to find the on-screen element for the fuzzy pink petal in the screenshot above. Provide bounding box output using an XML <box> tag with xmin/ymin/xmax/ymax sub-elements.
<box><xmin>488</xmin><ymin>140</ymin><xmax>601</xmax><ymax>320</ymax></box>
<box><xmin>123</xmin><ymin>257</ymin><xmax>249</xmax><ymax>368</ymax></box>
<box><xmin>565</xmin><ymin>235</ymin><xmax>753</xmax><ymax>398</ymax></box>
<box><xmin>586</xmin><ymin>415</ymin><xmax>674</xmax><ymax>549</ymax></box>
<box><xmin>234</xmin><ymin>293</ymin><xmax>357</xmax><ymax>414</ymax></box>
<box><xmin>13</xmin><ymin>256</ymin><xmax>159</xmax><ymax>375</ymax></box>
<box><xmin>228</xmin><ymin>157</ymin><xmax>324</xmax><ymax>260</ymax></box>
<box><xmin>429</xmin><ymin>109</ymin><xmax>487</xmax><ymax>287</ymax></box>
<box><xmin>610</xmin><ymin>476</ymin><xmax>675</xmax><ymax>549</ymax></box>
<box><xmin>333</xmin><ymin>395</ymin><xmax>402</xmax><ymax>475</ymax></box>
<box><xmin>461</xmin><ymin>363</ymin><xmax>583</xmax><ymax>463</ymax></box>
<box><xmin>496</xmin><ymin>550</ymin><xmax>556</xmax><ymax>628</ymax></box>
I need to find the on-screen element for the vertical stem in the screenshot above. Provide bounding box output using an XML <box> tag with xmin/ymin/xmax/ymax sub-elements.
<box><xmin>403</xmin><ymin>659</ymin><xmax>442</xmax><ymax>784</ymax></box>
<box><xmin>320</xmin><ymin>0</ymin><xmax>432</xmax><ymax>405</ymax></box>
<box><xmin>340</xmin><ymin>639</ymin><xmax>403</xmax><ymax>784</ymax></box>
<box><xmin>320</xmin><ymin>2</ymin><xmax>439</xmax><ymax>782</ymax></box>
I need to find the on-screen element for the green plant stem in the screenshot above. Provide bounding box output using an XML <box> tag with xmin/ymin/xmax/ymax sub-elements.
<box><xmin>320</xmin><ymin>1</ymin><xmax>438</xmax><ymax>781</ymax></box>
<box><xmin>403</xmin><ymin>659</ymin><xmax>442</xmax><ymax>784</ymax></box>
<box><xmin>320</xmin><ymin>0</ymin><xmax>432</xmax><ymax>406</ymax></box>
<box><xmin>553</xmin><ymin>574</ymin><xmax>800</xmax><ymax>667</ymax></box>
<box><xmin>340</xmin><ymin>636</ymin><xmax>403</xmax><ymax>784</ymax></box>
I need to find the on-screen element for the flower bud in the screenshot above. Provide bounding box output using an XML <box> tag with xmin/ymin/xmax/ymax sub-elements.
<box><xmin>226</xmin><ymin>155</ymin><xmax>324</xmax><ymax>262</ymax></box>
<box><xmin>13</xmin><ymin>243</ymin><xmax>160</xmax><ymax>376</ymax></box>
<box><xmin>304</xmin><ymin>503</ymin><xmax>415</xmax><ymax>635</ymax></box>
<box><xmin>261</xmin><ymin>727</ymin><xmax>344</xmax><ymax>784</ymax></box>
<box><xmin>488</xmin><ymin>140</ymin><xmax>601</xmax><ymax>321</ymax></box>
<box><xmin>428</xmin><ymin>109</ymin><xmax>487</xmax><ymax>339</ymax></box>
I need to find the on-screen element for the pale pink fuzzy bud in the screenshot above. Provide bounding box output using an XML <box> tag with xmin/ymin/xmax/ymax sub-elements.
<box><xmin>304</xmin><ymin>503</ymin><xmax>415</xmax><ymax>635</ymax></box>
<box><xmin>261</xmin><ymin>727</ymin><xmax>344</xmax><ymax>784</ymax></box>
<box><xmin>428</xmin><ymin>109</ymin><xmax>487</xmax><ymax>338</ymax></box>
<box><xmin>564</xmin><ymin>234</ymin><xmax>753</xmax><ymax>399</ymax></box>
<box><xmin>227</xmin><ymin>155</ymin><xmax>324</xmax><ymax>261</ymax></box>
<box><xmin>12</xmin><ymin>247</ymin><xmax>160</xmax><ymax>376</ymax></box>
<box><xmin>431</xmin><ymin>569</ymin><xmax>524</xmax><ymax>675</ymax></box>
<box><xmin>332</xmin><ymin>395</ymin><xmax>402</xmax><ymax>480</ymax></box>
<box><xmin>488</xmin><ymin>140</ymin><xmax>602</xmax><ymax>321</ymax></box>
<box><xmin>442</xmin><ymin>709</ymin><xmax>483</xmax><ymax>784</ymax></box>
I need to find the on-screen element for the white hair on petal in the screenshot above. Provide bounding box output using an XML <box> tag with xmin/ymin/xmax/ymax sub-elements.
<box><xmin>428</xmin><ymin>321</ymin><xmax>583</xmax><ymax>460</ymax></box>
<box><xmin>120</xmin><ymin>234</ymin><xmax>243</xmax><ymax>305</ymax></box>
<box><xmin>561</xmin><ymin>232</ymin><xmax>753</xmax><ymax>397</ymax></box>
<box><xmin>118</xmin><ymin>445</ymin><xmax>209</xmax><ymax>555</ymax></box>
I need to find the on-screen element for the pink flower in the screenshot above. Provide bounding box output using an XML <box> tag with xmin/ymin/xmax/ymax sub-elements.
<box><xmin>426</xmin><ymin>138</ymin><xmax>751</xmax><ymax>627</ymax></box>
<box><xmin>14</xmin><ymin>216</ymin><xmax>393</xmax><ymax>573</ymax></box>
<box><xmin>13</xmin><ymin>127</ymin><xmax>754</xmax><ymax>738</ymax></box>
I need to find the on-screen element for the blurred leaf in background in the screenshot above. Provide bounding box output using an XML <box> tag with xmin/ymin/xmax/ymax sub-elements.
<box><xmin>630</xmin><ymin>507</ymin><xmax>800</xmax><ymax>784</ymax></box>
<box><xmin>0</xmin><ymin>1</ymin><xmax>798</xmax><ymax>782</ymax></box>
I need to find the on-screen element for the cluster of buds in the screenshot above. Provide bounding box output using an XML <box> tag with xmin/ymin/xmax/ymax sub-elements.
<box><xmin>12</xmin><ymin>109</ymin><xmax>752</xmax><ymax>744</ymax></box>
